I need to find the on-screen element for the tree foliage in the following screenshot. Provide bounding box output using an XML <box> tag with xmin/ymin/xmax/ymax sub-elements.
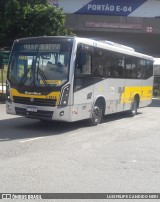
<box><xmin>0</xmin><ymin>0</ymin><xmax>72</xmax><ymax>47</ymax></box>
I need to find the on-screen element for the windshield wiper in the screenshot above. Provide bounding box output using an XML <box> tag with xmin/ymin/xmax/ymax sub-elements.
<box><xmin>38</xmin><ymin>69</ymin><xmax>51</xmax><ymax>90</ymax></box>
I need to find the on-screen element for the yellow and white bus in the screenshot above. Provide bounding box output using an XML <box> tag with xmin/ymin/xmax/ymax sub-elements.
<box><xmin>6</xmin><ymin>36</ymin><xmax>154</xmax><ymax>125</ymax></box>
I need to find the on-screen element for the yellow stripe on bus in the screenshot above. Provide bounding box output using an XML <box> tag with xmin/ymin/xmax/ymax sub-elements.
<box><xmin>121</xmin><ymin>86</ymin><xmax>153</xmax><ymax>104</ymax></box>
<box><xmin>10</xmin><ymin>88</ymin><xmax>61</xmax><ymax>104</ymax></box>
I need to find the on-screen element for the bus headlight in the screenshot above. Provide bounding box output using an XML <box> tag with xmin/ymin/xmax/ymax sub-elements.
<box><xmin>59</xmin><ymin>84</ymin><xmax>70</xmax><ymax>107</ymax></box>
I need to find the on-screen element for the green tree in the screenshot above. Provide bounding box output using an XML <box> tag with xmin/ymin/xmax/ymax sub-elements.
<box><xmin>0</xmin><ymin>0</ymin><xmax>72</xmax><ymax>47</ymax></box>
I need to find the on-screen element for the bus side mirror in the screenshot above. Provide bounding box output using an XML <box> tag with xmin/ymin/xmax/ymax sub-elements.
<box><xmin>77</xmin><ymin>51</ymin><xmax>87</xmax><ymax>66</ymax></box>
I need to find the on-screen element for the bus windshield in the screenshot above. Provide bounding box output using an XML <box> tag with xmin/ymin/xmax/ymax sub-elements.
<box><xmin>8</xmin><ymin>41</ymin><xmax>73</xmax><ymax>88</ymax></box>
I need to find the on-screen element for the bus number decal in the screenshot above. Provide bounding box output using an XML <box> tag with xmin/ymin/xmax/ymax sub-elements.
<box><xmin>48</xmin><ymin>96</ymin><xmax>57</xmax><ymax>100</ymax></box>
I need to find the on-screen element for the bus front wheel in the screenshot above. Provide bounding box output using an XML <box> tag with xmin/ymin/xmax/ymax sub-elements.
<box><xmin>89</xmin><ymin>103</ymin><xmax>103</xmax><ymax>126</ymax></box>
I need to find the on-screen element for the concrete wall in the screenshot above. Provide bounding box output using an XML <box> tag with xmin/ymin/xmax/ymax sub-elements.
<box><xmin>66</xmin><ymin>14</ymin><xmax>160</xmax><ymax>34</ymax></box>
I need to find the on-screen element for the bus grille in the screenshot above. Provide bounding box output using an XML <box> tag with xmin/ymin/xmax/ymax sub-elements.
<box><xmin>13</xmin><ymin>96</ymin><xmax>56</xmax><ymax>107</ymax></box>
<box><xmin>15</xmin><ymin>107</ymin><xmax>53</xmax><ymax>119</ymax></box>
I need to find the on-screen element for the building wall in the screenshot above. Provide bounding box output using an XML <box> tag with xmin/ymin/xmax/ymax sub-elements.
<box><xmin>66</xmin><ymin>14</ymin><xmax>160</xmax><ymax>34</ymax></box>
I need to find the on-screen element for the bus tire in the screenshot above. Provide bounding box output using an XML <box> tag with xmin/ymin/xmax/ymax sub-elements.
<box><xmin>89</xmin><ymin>103</ymin><xmax>103</xmax><ymax>126</ymax></box>
<box><xmin>130</xmin><ymin>98</ymin><xmax>138</xmax><ymax>117</ymax></box>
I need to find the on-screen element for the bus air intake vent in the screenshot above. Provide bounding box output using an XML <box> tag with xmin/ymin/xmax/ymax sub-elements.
<box><xmin>13</xmin><ymin>96</ymin><xmax>56</xmax><ymax>107</ymax></box>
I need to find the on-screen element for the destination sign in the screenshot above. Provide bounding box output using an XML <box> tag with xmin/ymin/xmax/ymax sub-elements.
<box><xmin>22</xmin><ymin>44</ymin><xmax>61</xmax><ymax>52</ymax></box>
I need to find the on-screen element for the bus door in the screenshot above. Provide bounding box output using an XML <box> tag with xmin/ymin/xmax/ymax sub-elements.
<box><xmin>124</xmin><ymin>57</ymin><xmax>142</xmax><ymax>110</ymax></box>
<box><xmin>141</xmin><ymin>59</ymin><xmax>153</xmax><ymax>106</ymax></box>
<box><xmin>73</xmin><ymin>49</ymin><xmax>94</xmax><ymax>120</ymax></box>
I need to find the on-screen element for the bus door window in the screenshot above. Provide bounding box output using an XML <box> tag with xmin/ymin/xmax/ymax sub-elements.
<box><xmin>75</xmin><ymin>52</ymin><xmax>91</xmax><ymax>75</ymax></box>
<box><xmin>74</xmin><ymin>45</ymin><xmax>92</xmax><ymax>91</ymax></box>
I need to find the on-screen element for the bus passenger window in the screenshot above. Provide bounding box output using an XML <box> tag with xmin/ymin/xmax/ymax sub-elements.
<box><xmin>117</xmin><ymin>65</ymin><xmax>124</xmax><ymax>77</ymax></box>
<box><xmin>125</xmin><ymin>57</ymin><xmax>137</xmax><ymax>79</ymax></box>
<box><xmin>103</xmin><ymin>67</ymin><xmax>110</xmax><ymax>77</ymax></box>
<box><xmin>94</xmin><ymin>65</ymin><xmax>103</xmax><ymax>76</ymax></box>
<box><xmin>138</xmin><ymin>59</ymin><xmax>145</xmax><ymax>79</ymax></box>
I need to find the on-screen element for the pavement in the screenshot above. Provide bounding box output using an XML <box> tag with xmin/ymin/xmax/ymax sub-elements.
<box><xmin>0</xmin><ymin>99</ymin><xmax>160</xmax><ymax>199</ymax></box>
<box><xmin>0</xmin><ymin>104</ymin><xmax>7</xmax><ymax>118</ymax></box>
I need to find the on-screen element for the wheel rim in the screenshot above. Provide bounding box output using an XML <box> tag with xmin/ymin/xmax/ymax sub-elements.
<box><xmin>92</xmin><ymin>106</ymin><xmax>101</xmax><ymax>124</ymax></box>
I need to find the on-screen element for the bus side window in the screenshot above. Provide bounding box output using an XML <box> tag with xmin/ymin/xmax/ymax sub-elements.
<box><xmin>125</xmin><ymin>57</ymin><xmax>137</xmax><ymax>79</ymax></box>
<box><xmin>93</xmin><ymin>49</ymin><xmax>105</xmax><ymax>77</ymax></box>
<box><xmin>137</xmin><ymin>59</ymin><xmax>143</xmax><ymax>79</ymax></box>
<box><xmin>116</xmin><ymin>55</ymin><xmax>125</xmax><ymax>78</ymax></box>
<box><xmin>117</xmin><ymin>65</ymin><xmax>124</xmax><ymax>77</ymax></box>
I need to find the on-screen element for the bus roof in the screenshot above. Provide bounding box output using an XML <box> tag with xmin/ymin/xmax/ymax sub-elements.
<box><xmin>14</xmin><ymin>36</ymin><xmax>154</xmax><ymax>61</ymax></box>
<box><xmin>74</xmin><ymin>37</ymin><xmax>154</xmax><ymax>61</ymax></box>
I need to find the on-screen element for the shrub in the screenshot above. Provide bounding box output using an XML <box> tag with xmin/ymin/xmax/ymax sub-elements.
<box><xmin>153</xmin><ymin>89</ymin><xmax>159</xmax><ymax>97</ymax></box>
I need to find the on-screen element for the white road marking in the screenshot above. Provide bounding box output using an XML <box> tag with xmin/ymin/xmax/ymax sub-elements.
<box><xmin>20</xmin><ymin>137</ymin><xmax>44</xmax><ymax>143</ymax></box>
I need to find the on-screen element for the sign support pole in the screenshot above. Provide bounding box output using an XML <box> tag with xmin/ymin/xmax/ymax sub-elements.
<box><xmin>2</xmin><ymin>68</ymin><xmax>4</xmax><ymax>95</ymax></box>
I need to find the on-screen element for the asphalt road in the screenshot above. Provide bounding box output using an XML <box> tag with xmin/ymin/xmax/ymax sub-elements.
<box><xmin>0</xmin><ymin>99</ymin><xmax>160</xmax><ymax>201</ymax></box>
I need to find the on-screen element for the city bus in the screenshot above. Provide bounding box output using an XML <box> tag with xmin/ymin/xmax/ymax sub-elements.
<box><xmin>6</xmin><ymin>36</ymin><xmax>154</xmax><ymax>125</ymax></box>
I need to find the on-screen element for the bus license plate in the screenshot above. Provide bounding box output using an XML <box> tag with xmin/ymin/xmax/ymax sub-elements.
<box><xmin>26</xmin><ymin>106</ymin><xmax>38</xmax><ymax>112</ymax></box>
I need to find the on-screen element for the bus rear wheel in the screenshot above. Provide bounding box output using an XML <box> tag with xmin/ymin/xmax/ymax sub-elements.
<box><xmin>89</xmin><ymin>103</ymin><xmax>103</xmax><ymax>126</ymax></box>
<box><xmin>130</xmin><ymin>98</ymin><xmax>138</xmax><ymax>117</ymax></box>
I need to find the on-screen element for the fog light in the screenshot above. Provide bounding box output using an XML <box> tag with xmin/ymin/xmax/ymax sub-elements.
<box><xmin>62</xmin><ymin>101</ymin><xmax>67</xmax><ymax>105</ymax></box>
<box><xmin>7</xmin><ymin>105</ymin><xmax>11</xmax><ymax>110</ymax></box>
<box><xmin>60</xmin><ymin>111</ymin><xmax>64</xmax><ymax>116</ymax></box>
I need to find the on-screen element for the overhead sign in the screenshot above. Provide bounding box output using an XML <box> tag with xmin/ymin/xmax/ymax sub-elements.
<box><xmin>49</xmin><ymin>0</ymin><xmax>160</xmax><ymax>18</ymax></box>
<box><xmin>75</xmin><ymin>0</ymin><xmax>146</xmax><ymax>16</ymax></box>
